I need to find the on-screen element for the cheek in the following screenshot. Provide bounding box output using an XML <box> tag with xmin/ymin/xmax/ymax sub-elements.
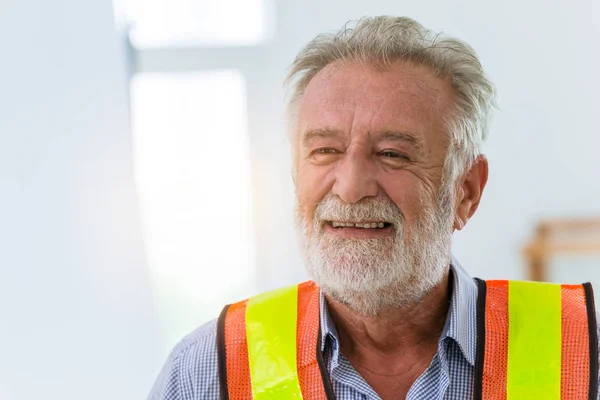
<box><xmin>296</xmin><ymin>165</ymin><xmax>335</xmax><ymax>223</ymax></box>
<box><xmin>378</xmin><ymin>173</ymin><xmax>432</xmax><ymax>225</ymax></box>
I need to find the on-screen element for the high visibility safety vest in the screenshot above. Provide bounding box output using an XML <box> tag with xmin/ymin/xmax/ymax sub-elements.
<box><xmin>217</xmin><ymin>280</ymin><xmax>598</xmax><ymax>399</ymax></box>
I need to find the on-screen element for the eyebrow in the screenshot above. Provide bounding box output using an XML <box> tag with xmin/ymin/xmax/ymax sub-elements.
<box><xmin>376</xmin><ymin>131</ymin><xmax>424</xmax><ymax>153</ymax></box>
<box><xmin>301</xmin><ymin>128</ymin><xmax>344</xmax><ymax>146</ymax></box>
<box><xmin>301</xmin><ymin>128</ymin><xmax>424</xmax><ymax>153</ymax></box>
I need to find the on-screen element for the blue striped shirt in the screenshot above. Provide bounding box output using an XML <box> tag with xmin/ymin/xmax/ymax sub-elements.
<box><xmin>148</xmin><ymin>258</ymin><xmax>599</xmax><ymax>399</ymax></box>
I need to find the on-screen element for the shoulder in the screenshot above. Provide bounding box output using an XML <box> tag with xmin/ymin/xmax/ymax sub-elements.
<box><xmin>148</xmin><ymin>319</ymin><xmax>220</xmax><ymax>400</ymax></box>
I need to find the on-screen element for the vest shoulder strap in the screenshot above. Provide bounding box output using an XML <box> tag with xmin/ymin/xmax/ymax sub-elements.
<box><xmin>474</xmin><ymin>279</ymin><xmax>598</xmax><ymax>400</ymax></box>
<box><xmin>217</xmin><ymin>281</ymin><xmax>333</xmax><ymax>400</ymax></box>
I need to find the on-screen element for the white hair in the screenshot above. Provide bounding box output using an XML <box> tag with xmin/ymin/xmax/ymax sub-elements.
<box><xmin>285</xmin><ymin>16</ymin><xmax>496</xmax><ymax>183</ymax></box>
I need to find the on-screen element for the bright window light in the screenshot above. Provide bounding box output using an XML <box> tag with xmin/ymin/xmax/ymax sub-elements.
<box><xmin>130</xmin><ymin>71</ymin><xmax>256</xmax><ymax>350</ymax></box>
<box><xmin>121</xmin><ymin>0</ymin><xmax>269</xmax><ymax>48</ymax></box>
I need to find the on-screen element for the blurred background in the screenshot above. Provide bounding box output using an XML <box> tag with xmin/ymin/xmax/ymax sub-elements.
<box><xmin>0</xmin><ymin>0</ymin><xmax>599</xmax><ymax>398</ymax></box>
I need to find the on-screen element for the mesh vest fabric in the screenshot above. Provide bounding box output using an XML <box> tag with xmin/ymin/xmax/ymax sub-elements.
<box><xmin>475</xmin><ymin>279</ymin><xmax>598</xmax><ymax>400</ymax></box>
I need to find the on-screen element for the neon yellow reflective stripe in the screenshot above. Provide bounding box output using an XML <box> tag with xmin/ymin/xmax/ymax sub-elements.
<box><xmin>507</xmin><ymin>281</ymin><xmax>562</xmax><ymax>399</ymax></box>
<box><xmin>245</xmin><ymin>285</ymin><xmax>303</xmax><ymax>399</ymax></box>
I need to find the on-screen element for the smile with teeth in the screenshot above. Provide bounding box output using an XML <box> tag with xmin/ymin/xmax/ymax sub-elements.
<box><xmin>329</xmin><ymin>221</ymin><xmax>390</xmax><ymax>229</ymax></box>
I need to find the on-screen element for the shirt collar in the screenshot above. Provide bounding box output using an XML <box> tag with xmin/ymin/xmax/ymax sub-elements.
<box><xmin>318</xmin><ymin>255</ymin><xmax>478</xmax><ymax>366</ymax></box>
<box><xmin>444</xmin><ymin>255</ymin><xmax>478</xmax><ymax>366</ymax></box>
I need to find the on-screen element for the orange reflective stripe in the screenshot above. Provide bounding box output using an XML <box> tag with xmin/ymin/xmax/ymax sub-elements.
<box><xmin>560</xmin><ymin>284</ymin><xmax>590</xmax><ymax>399</ymax></box>
<box><xmin>296</xmin><ymin>281</ymin><xmax>328</xmax><ymax>399</ymax></box>
<box><xmin>224</xmin><ymin>300</ymin><xmax>253</xmax><ymax>399</ymax></box>
<box><xmin>482</xmin><ymin>280</ymin><xmax>509</xmax><ymax>400</ymax></box>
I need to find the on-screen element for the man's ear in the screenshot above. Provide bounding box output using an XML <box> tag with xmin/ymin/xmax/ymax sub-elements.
<box><xmin>453</xmin><ymin>155</ymin><xmax>488</xmax><ymax>231</ymax></box>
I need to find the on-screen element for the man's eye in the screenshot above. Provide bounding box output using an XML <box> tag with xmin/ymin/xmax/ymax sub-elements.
<box><xmin>379</xmin><ymin>151</ymin><xmax>408</xmax><ymax>159</ymax></box>
<box><xmin>313</xmin><ymin>148</ymin><xmax>340</xmax><ymax>155</ymax></box>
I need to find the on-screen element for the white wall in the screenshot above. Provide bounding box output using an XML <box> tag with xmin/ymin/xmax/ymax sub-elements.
<box><xmin>0</xmin><ymin>0</ymin><xmax>161</xmax><ymax>399</ymax></box>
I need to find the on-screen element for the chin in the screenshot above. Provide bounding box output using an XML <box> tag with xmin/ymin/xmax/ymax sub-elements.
<box><xmin>307</xmin><ymin>250</ymin><xmax>449</xmax><ymax>316</ymax></box>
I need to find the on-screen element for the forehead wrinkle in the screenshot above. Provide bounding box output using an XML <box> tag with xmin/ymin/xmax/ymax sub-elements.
<box><xmin>299</xmin><ymin>61</ymin><xmax>453</xmax><ymax>156</ymax></box>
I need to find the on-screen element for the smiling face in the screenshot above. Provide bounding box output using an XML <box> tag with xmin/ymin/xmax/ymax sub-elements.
<box><xmin>294</xmin><ymin>60</ymin><xmax>459</xmax><ymax>314</ymax></box>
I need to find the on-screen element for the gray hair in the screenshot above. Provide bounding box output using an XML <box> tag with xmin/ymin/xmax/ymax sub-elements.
<box><xmin>285</xmin><ymin>16</ymin><xmax>496</xmax><ymax>183</ymax></box>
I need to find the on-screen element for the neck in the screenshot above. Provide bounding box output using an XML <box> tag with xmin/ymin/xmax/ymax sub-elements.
<box><xmin>325</xmin><ymin>270</ymin><xmax>451</xmax><ymax>372</ymax></box>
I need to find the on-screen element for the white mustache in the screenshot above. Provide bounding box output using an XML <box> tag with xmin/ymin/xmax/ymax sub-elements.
<box><xmin>314</xmin><ymin>193</ymin><xmax>403</xmax><ymax>225</ymax></box>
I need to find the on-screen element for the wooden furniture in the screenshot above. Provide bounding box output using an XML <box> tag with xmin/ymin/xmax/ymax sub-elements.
<box><xmin>524</xmin><ymin>218</ymin><xmax>600</xmax><ymax>282</ymax></box>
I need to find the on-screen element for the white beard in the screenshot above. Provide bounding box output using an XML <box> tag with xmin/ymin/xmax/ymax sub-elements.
<box><xmin>296</xmin><ymin>187</ymin><xmax>455</xmax><ymax>316</ymax></box>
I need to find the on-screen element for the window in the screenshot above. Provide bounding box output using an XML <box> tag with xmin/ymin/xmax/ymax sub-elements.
<box><xmin>130</xmin><ymin>71</ymin><xmax>255</xmax><ymax>346</ymax></box>
<box><xmin>116</xmin><ymin>0</ymin><xmax>271</xmax><ymax>352</ymax></box>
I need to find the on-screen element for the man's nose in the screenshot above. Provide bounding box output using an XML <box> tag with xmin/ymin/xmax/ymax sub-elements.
<box><xmin>331</xmin><ymin>151</ymin><xmax>378</xmax><ymax>204</ymax></box>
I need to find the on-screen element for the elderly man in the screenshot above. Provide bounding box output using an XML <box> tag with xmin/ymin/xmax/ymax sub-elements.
<box><xmin>149</xmin><ymin>16</ymin><xmax>598</xmax><ymax>400</ymax></box>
